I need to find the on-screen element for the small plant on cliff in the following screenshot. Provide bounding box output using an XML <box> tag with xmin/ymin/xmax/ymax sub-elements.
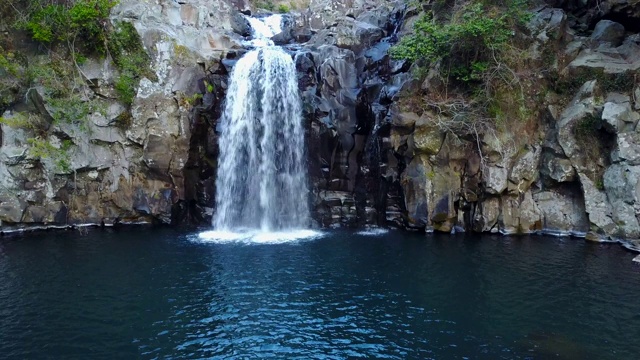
<box><xmin>256</xmin><ymin>1</ymin><xmax>276</xmax><ymax>11</ymax></box>
<box><xmin>574</xmin><ymin>114</ymin><xmax>599</xmax><ymax>138</ymax></box>
<box><xmin>27</xmin><ymin>137</ymin><xmax>74</xmax><ymax>173</ymax></box>
<box><xmin>205</xmin><ymin>80</ymin><xmax>215</xmax><ymax>93</ymax></box>
<box><xmin>0</xmin><ymin>48</ymin><xmax>19</xmax><ymax>77</ymax></box>
<box><xmin>391</xmin><ymin>0</ymin><xmax>535</xmax><ymax>166</ymax></box>
<box><xmin>107</xmin><ymin>21</ymin><xmax>155</xmax><ymax>105</ymax></box>
<box><xmin>0</xmin><ymin>112</ymin><xmax>37</xmax><ymax>130</ymax></box>
<box><xmin>277</xmin><ymin>4</ymin><xmax>290</xmax><ymax>13</ymax></box>
<box><xmin>47</xmin><ymin>96</ymin><xmax>101</xmax><ymax>131</ymax></box>
<box><xmin>0</xmin><ymin>47</ymin><xmax>22</xmax><ymax>111</ymax></box>
<box><xmin>391</xmin><ymin>0</ymin><xmax>531</xmax><ymax>84</ymax></box>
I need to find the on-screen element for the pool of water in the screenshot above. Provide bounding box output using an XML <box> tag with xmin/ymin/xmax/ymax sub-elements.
<box><xmin>1</xmin><ymin>228</ymin><xmax>639</xmax><ymax>359</ymax></box>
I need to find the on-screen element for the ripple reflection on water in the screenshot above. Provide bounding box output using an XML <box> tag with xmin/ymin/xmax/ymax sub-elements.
<box><xmin>0</xmin><ymin>228</ymin><xmax>639</xmax><ymax>359</ymax></box>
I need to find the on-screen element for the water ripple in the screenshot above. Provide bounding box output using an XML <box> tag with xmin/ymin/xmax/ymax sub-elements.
<box><xmin>0</xmin><ymin>229</ymin><xmax>639</xmax><ymax>359</ymax></box>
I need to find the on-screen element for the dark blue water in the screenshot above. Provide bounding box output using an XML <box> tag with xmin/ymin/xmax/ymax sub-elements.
<box><xmin>1</xmin><ymin>228</ymin><xmax>639</xmax><ymax>359</ymax></box>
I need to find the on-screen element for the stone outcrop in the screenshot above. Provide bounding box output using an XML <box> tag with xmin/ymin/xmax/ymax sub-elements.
<box><xmin>0</xmin><ymin>0</ymin><xmax>242</xmax><ymax>229</ymax></box>
<box><xmin>297</xmin><ymin>0</ymin><xmax>640</xmax><ymax>254</ymax></box>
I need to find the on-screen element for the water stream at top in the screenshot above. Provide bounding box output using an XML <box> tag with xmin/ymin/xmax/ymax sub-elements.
<box><xmin>200</xmin><ymin>15</ymin><xmax>317</xmax><ymax>243</ymax></box>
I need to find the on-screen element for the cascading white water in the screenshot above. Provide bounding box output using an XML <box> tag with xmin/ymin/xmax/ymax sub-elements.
<box><xmin>245</xmin><ymin>15</ymin><xmax>282</xmax><ymax>46</ymax></box>
<box><xmin>203</xmin><ymin>14</ymin><xmax>313</xmax><ymax>240</ymax></box>
<box><xmin>213</xmin><ymin>47</ymin><xmax>310</xmax><ymax>232</ymax></box>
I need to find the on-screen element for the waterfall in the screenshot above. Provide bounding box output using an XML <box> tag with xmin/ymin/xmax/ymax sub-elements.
<box><xmin>203</xmin><ymin>14</ymin><xmax>313</xmax><ymax>240</ymax></box>
<box><xmin>245</xmin><ymin>15</ymin><xmax>282</xmax><ymax>47</ymax></box>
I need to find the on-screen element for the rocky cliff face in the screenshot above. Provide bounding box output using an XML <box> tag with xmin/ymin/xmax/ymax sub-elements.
<box><xmin>388</xmin><ymin>0</ymin><xmax>640</xmax><ymax>251</ymax></box>
<box><xmin>296</xmin><ymin>0</ymin><xmax>640</xmax><ymax>254</ymax></box>
<box><xmin>0</xmin><ymin>0</ymin><xmax>245</xmax><ymax>228</ymax></box>
<box><xmin>1</xmin><ymin>0</ymin><xmax>640</xmax><ymax>254</ymax></box>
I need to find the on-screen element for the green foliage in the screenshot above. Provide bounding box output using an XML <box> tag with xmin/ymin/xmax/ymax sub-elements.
<box><xmin>0</xmin><ymin>48</ymin><xmax>19</xmax><ymax>76</ymax></box>
<box><xmin>23</xmin><ymin>4</ymin><xmax>64</xmax><ymax>43</ymax></box>
<box><xmin>113</xmin><ymin>74</ymin><xmax>135</xmax><ymax>105</ymax></box>
<box><xmin>27</xmin><ymin>137</ymin><xmax>74</xmax><ymax>173</ymax></box>
<box><xmin>22</xmin><ymin>0</ymin><xmax>117</xmax><ymax>53</ymax></box>
<box><xmin>277</xmin><ymin>4</ymin><xmax>290</xmax><ymax>13</ymax></box>
<box><xmin>179</xmin><ymin>92</ymin><xmax>203</xmax><ymax>107</ymax></box>
<box><xmin>600</xmin><ymin>71</ymin><xmax>637</xmax><ymax>93</ymax></box>
<box><xmin>391</xmin><ymin>0</ymin><xmax>531</xmax><ymax>83</ymax></box>
<box><xmin>256</xmin><ymin>1</ymin><xmax>276</xmax><ymax>11</ymax></box>
<box><xmin>107</xmin><ymin>21</ymin><xmax>154</xmax><ymax>105</ymax></box>
<box><xmin>0</xmin><ymin>113</ymin><xmax>35</xmax><ymax>129</ymax></box>
<box><xmin>114</xmin><ymin>111</ymin><xmax>132</xmax><ymax>129</ymax></box>
<box><xmin>47</xmin><ymin>96</ymin><xmax>99</xmax><ymax>128</ymax></box>
<box><xmin>27</xmin><ymin>60</ymin><xmax>73</xmax><ymax>98</ymax></box>
<box><xmin>205</xmin><ymin>80</ymin><xmax>215</xmax><ymax>93</ymax></box>
<box><xmin>0</xmin><ymin>47</ymin><xmax>22</xmax><ymax>111</ymax></box>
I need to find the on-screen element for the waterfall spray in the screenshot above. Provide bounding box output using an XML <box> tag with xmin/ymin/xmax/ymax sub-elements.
<box><xmin>212</xmin><ymin>47</ymin><xmax>310</xmax><ymax>232</ymax></box>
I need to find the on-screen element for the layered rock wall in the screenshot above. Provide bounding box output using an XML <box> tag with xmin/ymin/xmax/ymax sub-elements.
<box><xmin>1</xmin><ymin>0</ymin><xmax>640</xmax><ymax>254</ymax></box>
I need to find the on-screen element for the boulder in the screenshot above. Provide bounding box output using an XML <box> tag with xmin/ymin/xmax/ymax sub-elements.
<box><xmin>473</xmin><ymin>197</ymin><xmax>501</xmax><ymax>233</ymax></box>
<box><xmin>603</xmin><ymin>163</ymin><xmax>640</xmax><ymax>209</ymax></box>
<box><xmin>567</xmin><ymin>42</ymin><xmax>640</xmax><ymax>74</ymax></box>
<box><xmin>613</xmin><ymin>132</ymin><xmax>640</xmax><ymax>165</ymax></box>
<box><xmin>309</xmin><ymin>18</ymin><xmax>385</xmax><ymax>53</ymax></box>
<box><xmin>401</xmin><ymin>155</ymin><xmax>430</xmax><ymax>228</ymax></box>
<box><xmin>534</xmin><ymin>188</ymin><xmax>589</xmax><ymax>235</ymax></box>
<box><xmin>230</xmin><ymin>12</ymin><xmax>251</xmax><ymax>36</ymax></box>
<box><xmin>540</xmin><ymin>152</ymin><xmax>577</xmax><ymax>183</ymax></box>
<box><xmin>601</xmin><ymin>98</ymin><xmax>639</xmax><ymax>134</ymax></box>
<box><xmin>483</xmin><ymin>165</ymin><xmax>509</xmax><ymax>195</ymax></box>
<box><xmin>591</xmin><ymin>20</ymin><xmax>626</xmax><ymax>46</ymax></box>
<box><xmin>579</xmin><ymin>173</ymin><xmax>617</xmax><ymax>238</ymax></box>
<box><xmin>0</xmin><ymin>191</ymin><xmax>26</xmax><ymax>223</ymax></box>
<box><xmin>307</xmin><ymin>0</ymin><xmax>400</xmax><ymax>32</ymax></box>
<box><xmin>500</xmin><ymin>191</ymin><xmax>542</xmax><ymax>234</ymax></box>
<box><xmin>390</xmin><ymin>105</ymin><xmax>419</xmax><ymax>128</ymax></box>
<box><xmin>411</xmin><ymin>116</ymin><xmax>444</xmax><ymax>156</ymax></box>
<box><xmin>508</xmin><ymin>146</ymin><xmax>542</xmax><ymax>193</ymax></box>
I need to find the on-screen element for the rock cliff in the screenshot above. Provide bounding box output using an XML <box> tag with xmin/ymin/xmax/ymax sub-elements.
<box><xmin>0</xmin><ymin>0</ymin><xmax>639</xmax><ymax>254</ymax></box>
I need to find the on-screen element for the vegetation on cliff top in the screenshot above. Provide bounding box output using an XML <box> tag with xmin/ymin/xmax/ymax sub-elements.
<box><xmin>392</xmin><ymin>0</ymin><xmax>531</xmax><ymax>83</ymax></box>
<box><xmin>21</xmin><ymin>0</ymin><xmax>114</xmax><ymax>49</ymax></box>
<box><xmin>390</xmin><ymin>0</ymin><xmax>537</xmax><ymax>162</ymax></box>
<box><xmin>0</xmin><ymin>0</ymin><xmax>152</xmax><ymax>172</ymax></box>
<box><xmin>1</xmin><ymin>0</ymin><xmax>151</xmax><ymax>110</ymax></box>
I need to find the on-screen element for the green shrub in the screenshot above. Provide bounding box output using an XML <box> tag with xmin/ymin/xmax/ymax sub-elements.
<box><xmin>277</xmin><ymin>4</ymin><xmax>290</xmax><ymax>13</ymax></box>
<box><xmin>26</xmin><ymin>58</ymin><xmax>76</xmax><ymax>98</ymax></box>
<box><xmin>47</xmin><ymin>96</ymin><xmax>98</xmax><ymax>127</ymax></box>
<box><xmin>115</xmin><ymin>74</ymin><xmax>137</xmax><ymax>105</ymax></box>
<box><xmin>0</xmin><ymin>113</ymin><xmax>34</xmax><ymax>129</ymax></box>
<box><xmin>256</xmin><ymin>1</ymin><xmax>276</xmax><ymax>11</ymax></box>
<box><xmin>22</xmin><ymin>0</ymin><xmax>117</xmax><ymax>53</ymax></box>
<box><xmin>574</xmin><ymin>114</ymin><xmax>599</xmax><ymax>137</ymax></box>
<box><xmin>391</xmin><ymin>0</ymin><xmax>531</xmax><ymax>83</ymax></box>
<box><xmin>107</xmin><ymin>21</ymin><xmax>154</xmax><ymax>105</ymax></box>
<box><xmin>27</xmin><ymin>137</ymin><xmax>74</xmax><ymax>173</ymax></box>
<box><xmin>0</xmin><ymin>48</ymin><xmax>20</xmax><ymax>76</ymax></box>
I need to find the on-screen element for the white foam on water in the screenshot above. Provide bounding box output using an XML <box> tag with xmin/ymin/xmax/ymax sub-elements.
<box><xmin>245</xmin><ymin>14</ymin><xmax>283</xmax><ymax>46</ymax></box>
<box><xmin>356</xmin><ymin>228</ymin><xmax>390</xmax><ymax>236</ymax></box>
<box><xmin>197</xmin><ymin>229</ymin><xmax>323</xmax><ymax>244</ymax></box>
